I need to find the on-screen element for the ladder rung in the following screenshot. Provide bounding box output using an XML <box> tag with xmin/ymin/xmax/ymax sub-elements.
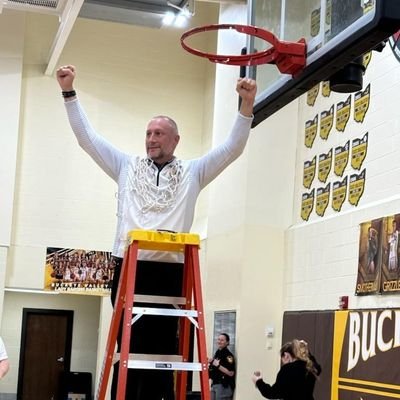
<box><xmin>134</xmin><ymin>294</ymin><xmax>187</xmax><ymax>305</ymax></box>
<box><xmin>113</xmin><ymin>353</ymin><xmax>202</xmax><ymax>371</ymax></box>
<box><xmin>128</xmin><ymin>360</ymin><xmax>202</xmax><ymax>371</ymax></box>
<box><xmin>114</xmin><ymin>353</ymin><xmax>182</xmax><ymax>363</ymax></box>
<box><xmin>133</xmin><ymin>307</ymin><xmax>198</xmax><ymax>317</ymax></box>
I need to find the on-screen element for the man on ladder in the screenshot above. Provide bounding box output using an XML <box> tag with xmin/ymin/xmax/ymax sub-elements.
<box><xmin>56</xmin><ymin>65</ymin><xmax>257</xmax><ymax>400</ymax></box>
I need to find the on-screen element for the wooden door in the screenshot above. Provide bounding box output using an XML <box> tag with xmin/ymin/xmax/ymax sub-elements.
<box><xmin>17</xmin><ymin>308</ymin><xmax>73</xmax><ymax>400</ymax></box>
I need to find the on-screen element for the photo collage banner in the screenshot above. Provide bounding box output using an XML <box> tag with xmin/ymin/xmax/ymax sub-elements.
<box><xmin>44</xmin><ymin>247</ymin><xmax>114</xmax><ymax>295</ymax></box>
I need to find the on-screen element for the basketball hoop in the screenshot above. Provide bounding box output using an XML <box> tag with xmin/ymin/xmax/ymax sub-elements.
<box><xmin>181</xmin><ymin>24</ymin><xmax>307</xmax><ymax>76</ymax></box>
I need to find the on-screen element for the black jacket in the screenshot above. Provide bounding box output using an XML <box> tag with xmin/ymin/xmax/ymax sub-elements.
<box><xmin>255</xmin><ymin>359</ymin><xmax>317</xmax><ymax>400</ymax></box>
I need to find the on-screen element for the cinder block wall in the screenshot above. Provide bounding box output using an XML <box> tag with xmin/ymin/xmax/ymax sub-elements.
<box><xmin>286</xmin><ymin>46</ymin><xmax>400</xmax><ymax>311</ymax></box>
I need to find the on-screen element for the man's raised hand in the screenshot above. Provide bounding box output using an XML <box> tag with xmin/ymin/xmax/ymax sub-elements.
<box><xmin>56</xmin><ymin>65</ymin><xmax>76</xmax><ymax>91</ymax></box>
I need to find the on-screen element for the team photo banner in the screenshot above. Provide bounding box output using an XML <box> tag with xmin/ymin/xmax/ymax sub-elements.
<box><xmin>44</xmin><ymin>247</ymin><xmax>114</xmax><ymax>295</ymax></box>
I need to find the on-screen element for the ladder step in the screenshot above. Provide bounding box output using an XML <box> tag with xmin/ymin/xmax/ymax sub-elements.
<box><xmin>114</xmin><ymin>353</ymin><xmax>182</xmax><ymax>363</ymax></box>
<box><xmin>133</xmin><ymin>307</ymin><xmax>198</xmax><ymax>317</ymax></box>
<box><xmin>114</xmin><ymin>353</ymin><xmax>202</xmax><ymax>371</ymax></box>
<box><xmin>128</xmin><ymin>230</ymin><xmax>200</xmax><ymax>252</ymax></box>
<box><xmin>134</xmin><ymin>294</ymin><xmax>187</xmax><ymax>305</ymax></box>
<box><xmin>128</xmin><ymin>360</ymin><xmax>202</xmax><ymax>371</ymax></box>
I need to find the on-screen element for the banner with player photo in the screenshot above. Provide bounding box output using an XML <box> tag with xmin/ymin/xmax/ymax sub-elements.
<box><xmin>380</xmin><ymin>214</ymin><xmax>400</xmax><ymax>294</ymax></box>
<box><xmin>356</xmin><ymin>214</ymin><xmax>400</xmax><ymax>295</ymax></box>
<box><xmin>356</xmin><ymin>218</ymin><xmax>382</xmax><ymax>295</ymax></box>
<box><xmin>44</xmin><ymin>247</ymin><xmax>114</xmax><ymax>295</ymax></box>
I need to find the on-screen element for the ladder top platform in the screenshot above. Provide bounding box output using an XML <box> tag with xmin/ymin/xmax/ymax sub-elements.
<box><xmin>127</xmin><ymin>230</ymin><xmax>200</xmax><ymax>252</ymax></box>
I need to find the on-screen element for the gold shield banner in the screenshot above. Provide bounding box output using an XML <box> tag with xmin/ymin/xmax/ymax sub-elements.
<box><xmin>316</xmin><ymin>183</ymin><xmax>330</xmax><ymax>217</ymax></box>
<box><xmin>363</xmin><ymin>50</ymin><xmax>372</xmax><ymax>69</ymax></box>
<box><xmin>318</xmin><ymin>149</ymin><xmax>332</xmax><ymax>183</ymax></box>
<box><xmin>349</xmin><ymin>168</ymin><xmax>366</xmax><ymax>206</ymax></box>
<box><xmin>336</xmin><ymin>95</ymin><xmax>351</xmax><ymax>132</ymax></box>
<box><xmin>301</xmin><ymin>188</ymin><xmax>315</xmax><ymax>221</ymax></box>
<box><xmin>305</xmin><ymin>115</ymin><xmax>318</xmax><ymax>148</ymax></box>
<box><xmin>332</xmin><ymin>176</ymin><xmax>347</xmax><ymax>212</ymax></box>
<box><xmin>322</xmin><ymin>81</ymin><xmax>331</xmax><ymax>97</ymax></box>
<box><xmin>307</xmin><ymin>84</ymin><xmax>319</xmax><ymax>106</ymax></box>
<box><xmin>303</xmin><ymin>156</ymin><xmax>317</xmax><ymax>188</ymax></box>
<box><xmin>334</xmin><ymin>141</ymin><xmax>350</xmax><ymax>177</ymax></box>
<box><xmin>351</xmin><ymin>132</ymin><xmax>368</xmax><ymax>170</ymax></box>
<box><xmin>354</xmin><ymin>83</ymin><xmax>370</xmax><ymax>123</ymax></box>
<box><xmin>320</xmin><ymin>105</ymin><xmax>334</xmax><ymax>140</ymax></box>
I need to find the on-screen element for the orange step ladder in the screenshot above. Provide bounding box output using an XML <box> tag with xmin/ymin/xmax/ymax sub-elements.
<box><xmin>97</xmin><ymin>230</ymin><xmax>211</xmax><ymax>400</ymax></box>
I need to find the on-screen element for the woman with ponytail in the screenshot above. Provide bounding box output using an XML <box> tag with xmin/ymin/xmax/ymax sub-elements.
<box><xmin>251</xmin><ymin>339</ymin><xmax>320</xmax><ymax>400</ymax></box>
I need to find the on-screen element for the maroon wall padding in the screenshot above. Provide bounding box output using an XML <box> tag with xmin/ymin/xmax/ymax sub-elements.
<box><xmin>282</xmin><ymin>310</ymin><xmax>334</xmax><ymax>400</ymax></box>
<box><xmin>283</xmin><ymin>309</ymin><xmax>400</xmax><ymax>400</ymax></box>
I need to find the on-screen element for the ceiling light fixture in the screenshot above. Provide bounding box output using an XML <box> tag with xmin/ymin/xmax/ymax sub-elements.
<box><xmin>162</xmin><ymin>10</ymin><xmax>176</xmax><ymax>25</ymax></box>
<box><xmin>167</xmin><ymin>0</ymin><xmax>194</xmax><ymax>16</ymax></box>
<box><xmin>163</xmin><ymin>1</ymin><xmax>194</xmax><ymax>27</ymax></box>
<box><xmin>174</xmin><ymin>13</ymin><xmax>188</xmax><ymax>27</ymax></box>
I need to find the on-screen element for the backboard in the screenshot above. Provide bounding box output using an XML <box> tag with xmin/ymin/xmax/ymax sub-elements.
<box><xmin>247</xmin><ymin>0</ymin><xmax>400</xmax><ymax>127</ymax></box>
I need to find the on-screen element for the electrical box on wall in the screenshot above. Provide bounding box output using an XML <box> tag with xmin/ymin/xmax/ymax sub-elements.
<box><xmin>265</xmin><ymin>326</ymin><xmax>274</xmax><ymax>337</ymax></box>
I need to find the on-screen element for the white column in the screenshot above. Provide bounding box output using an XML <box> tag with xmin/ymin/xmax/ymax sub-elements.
<box><xmin>0</xmin><ymin>9</ymin><xmax>25</xmax><ymax>320</ymax></box>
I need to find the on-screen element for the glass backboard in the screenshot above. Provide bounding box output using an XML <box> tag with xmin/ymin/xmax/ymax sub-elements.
<box><xmin>247</xmin><ymin>0</ymin><xmax>400</xmax><ymax>127</ymax></box>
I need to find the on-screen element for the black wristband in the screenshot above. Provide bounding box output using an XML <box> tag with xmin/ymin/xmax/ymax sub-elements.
<box><xmin>62</xmin><ymin>90</ymin><xmax>76</xmax><ymax>98</ymax></box>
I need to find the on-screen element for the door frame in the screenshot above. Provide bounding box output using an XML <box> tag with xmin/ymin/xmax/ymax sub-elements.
<box><xmin>16</xmin><ymin>308</ymin><xmax>74</xmax><ymax>399</ymax></box>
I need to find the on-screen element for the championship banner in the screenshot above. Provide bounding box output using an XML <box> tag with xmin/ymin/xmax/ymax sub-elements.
<box><xmin>362</xmin><ymin>51</ymin><xmax>372</xmax><ymax>69</ymax></box>
<box><xmin>303</xmin><ymin>156</ymin><xmax>316</xmax><ymax>188</ymax></box>
<box><xmin>356</xmin><ymin>219</ymin><xmax>382</xmax><ymax>295</ymax></box>
<box><xmin>316</xmin><ymin>183</ymin><xmax>330</xmax><ymax>217</ymax></box>
<box><xmin>322</xmin><ymin>81</ymin><xmax>331</xmax><ymax>97</ymax></box>
<box><xmin>305</xmin><ymin>115</ymin><xmax>318</xmax><ymax>148</ymax></box>
<box><xmin>301</xmin><ymin>188</ymin><xmax>315</xmax><ymax>221</ymax></box>
<box><xmin>307</xmin><ymin>83</ymin><xmax>319</xmax><ymax>106</ymax></box>
<box><xmin>353</xmin><ymin>83</ymin><xmax>370</xmax><ymax>123</ymax></box>
<box><xmin>44</xmin><ymin>247</ymin><xmax>114</xmax><ymax>295</ymax></box>
<box><xmin>332</xmin><ymin>176</ymin><xmax>347</xmax><ymax>212</ymax></box>
<box><xmin>334</xmin><ymin>141</ymin><xmax>350</xmax><ymax>177</ymax></box>
<box><xmin>283</xmin><ymin>308</ymin><xmax>400</xmax><ymax>400</ymax></box>
<box><xmin>319</xmin><ymin>105</ymin><xmax>334</xmax><ymax>140</ymax></box>
<box><xmin>348</xmin><ymin>168</ymin><xmax>366</xmax><ymax>206</ymax></box>
<box><xmin>335</xmin><ymin>95</ymin><xmax>351</xmax><ymax>132</ymax></box>
<box><xmin>351</xmin><ymin>133</ymin><xmax>368</xmax><ymax>170</ymax></box>
<box><xmin>318</xmin><ymin>149</ymin><xmax>332</xmax><ymax>183</ymax></box>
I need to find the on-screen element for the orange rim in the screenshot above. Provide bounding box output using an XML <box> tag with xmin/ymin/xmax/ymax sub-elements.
<box><xmin>180</xmin><ymin>23</ymin><xmax>307</xmax><ymax>74</ymax></box>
